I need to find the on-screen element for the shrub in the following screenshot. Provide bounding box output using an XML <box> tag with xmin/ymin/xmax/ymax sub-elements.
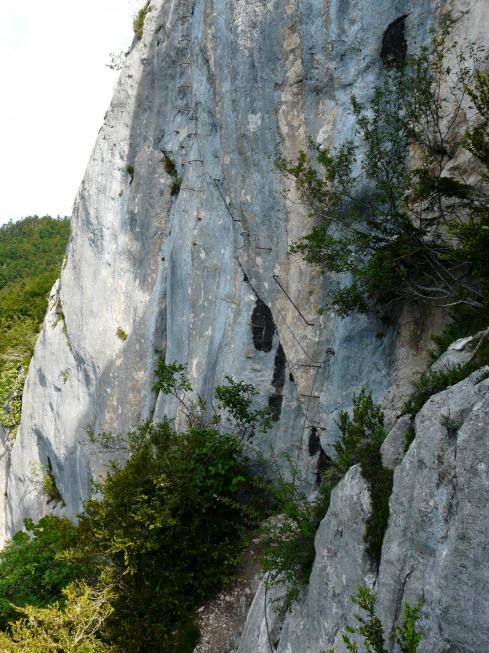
<box><xmin>334</xmin><ymin>389</ymin><xmax>392</xmax><ymax>565</ymax></box>
<box><xmin>261</xmin><ymin>389</ymin><xmax>391</xmax><ymax>612</ymax></box>
<box><xmin>115</xmin><ymin>327</ymin><xmax>127</xmax><ymax>341</ymax></box>
<box><xmin>30</xmin><ymin>462</ymin><xmax>65</xmax><ymax>507</ymax></box>
<box><xmin>260</xmin><ymin>463</ymin><xmax>333</xmax><ymax>613</ymax></box>
<box><xmin>0</xmin><ymin>581</ymin><xmax>114</xmax><ymax>653</ymax></box>
<box><xmin>325</xmin><ymin>585</ymin><xmax>423</xmax><ymax>653</ymax></box>
<box><xmin>133</xmin><ymin>2</ymin><xmax>150</xmax><ymax>41</ymax></box>
<box><xmin>405</xmin><ymin>331</ymin><xmax>489</xmax><ymax>415</ymax></box>
<box><xmin>75</xmin><ymin>420</ymin><xmax>259</xmax><ymax>652</ymax></box>
<box><xmin>152</xmin><ymin>358</ymin><xmax>194</xmax><ymax>421</ymax></box>
<box><xmin>215</xmin><ymin>376</ymin><xmax>273</xmax><ymax>441</ymax></box>
<box><xmin>163</xmin><ymin>156</ymin><xmax>182</xmax><ymax>196</ymax></box>
<box><xmin>125</xmin><ymin>164</ymin><xmax>134</xmax><ymax>182</ymax></box>
<box><xmin>0</xmin><ymin>516</ymin><xmax>84</xmax><ymax>630</ymax></box>
<box><xmin>152</xmin><ymin>360</ymin><xmax>273</xmax><ymax>436</ymax></box>
<box><xmin>0</xmin><ymin>216</ymin><xmax>70</xmax><ymax>437</ymax></box>
<box><xmin>284</xmin><ymin>29</ymin><xmax>489</xmax><ymax>316</ymax></box>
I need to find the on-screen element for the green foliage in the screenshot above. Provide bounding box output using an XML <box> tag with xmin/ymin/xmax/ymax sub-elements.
<box><xmin>326</xmin><ymin>586</ymin><xmax>423</xmax><ymax>653</ymax></box>
<box><xmin>174</xmin><ymin>622</ymin><xmax>201</xmax><ymax>653</ymax></box>
<box><xmin>152</xmin><ymin>361</ymin><xmax>272</xmax><ymax>437</ymax></box>
<box><xmin>163</xmin><ymin>156</ymin><xmax>182</xmax><ymax>196</ymax></box>
<box><xmin>152</xmin><ymin>358</ymin><xmax>192</xmax><ymax>397</ymax></box>
<box><xmin>126</xmin><ymin>164</ymin><xmax>134</xmax><ymax>181</ymax></box>
<box><xmin>215</xmin><ymin>375</ymin><xmax>273</xmax><ymax>441</ymax></box>
<box><xmin>334</xmin><ymin>389</ymin><xmax>392</xmax><ymax>565</ymax></box>
<box><xmin>262</xmin><ymin>389</ymin><xmax>391</xmax><ymax>612</ymax></box>
<box><xmin>361</xmin><ymin>453</ymin><xmax>393</xmax><ymax>567</ymax></box>
<box><xmin>152</xmin><ymin>357</ymin><xmax>194</xmax><ymax>421</ymax></box>
<box><xmin>285</xmin><ymin>30</ymin><xmax>489</xmax><ymax>316</ymax></box>
<box><xmin>75</xmin><ymin>420</ymin><xmax>258</xmax><ymax>652</ymax></box>
<box><xmin>133</xmin><ymin>2</ymin><xmax>150</xmax><ymax>41</ymax></box>
<box><xmin>333</xmin><ymin>389</ymin><xmax>385</xmax><ymax>474</ymax></box>
<box><xmin>0</xmin><ymin>216</ymin><xmax>70</xmax><ymax>435</ymax></box>
<box><xmin>115</xmin><ymin>327</ymin><xmax>127</xmax><ymax>342</ymax></box>
<box><xmin>0</xmin><ymin>363</ymin><xmax>26</xmax><ymax>431</ymax></box>
<box><xmin>0</xmin><ymin>216</ymin><xmax>70</xmax><ymax>291</ymax></box>
<box><xmin>392</xmin><ymin>599</ymin><xmax>424</xmax><ymax>653</ymax></box>
<box><xmin>260</xmin><ymin>463</ymin><xmax>334</xmax><ymax>613</ymax></box>
<box><xmin>30</xmin><ymin>462</ymin><xmax>65</xmax><ymax>507</ymax></box>
<box><xmin>0</xmin><ymin>581</ymin><xmax>114</xmax><ymax>653</ymax></box>
<box><xmin>0</xmin><ymin>516</ymin><xmax>84</xmax><ymax>630</ymax></box>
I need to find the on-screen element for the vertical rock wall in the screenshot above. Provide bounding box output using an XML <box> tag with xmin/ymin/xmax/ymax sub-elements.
<box><xmin>5</xmin><ymin>0</ymin><xmax>444</xmax><ymax>534</ymax></box>
<box><xmin>4</xmin><ymin>0</ymin><xmax>489</xmax><ymax>649</ymax></box>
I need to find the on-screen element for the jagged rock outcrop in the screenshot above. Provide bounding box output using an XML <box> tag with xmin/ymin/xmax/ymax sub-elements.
<box><xmin>238</xmin><ymin>368</ymin><xmax>489</xmax><ymax>652</ymax></box>
<box><xmin>377</xmin><ymin>369</ymin><xmax>489</xmax><ymax>653</ymax></box>
<box><xmin>4</xmin><ymin>0</ymin><xmax>489</xmax><ymax>649</ymax></box>
<box><xmin>237</xmin><ymin>465</ymin><xmax>374</xmax><ymax>653</ymax></box>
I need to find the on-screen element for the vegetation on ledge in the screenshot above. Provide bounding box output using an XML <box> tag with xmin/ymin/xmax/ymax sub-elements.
<box><xmin>284</xmin><ymin>29</ymin><xmax>489</xmax><ymax>322</ymax></box>
<box><xmin>133</xmin><ymin>2</ymin><xmax>150</xmax><ymax>41</ymax></box>
<box><xmin>0</xmin><ymin>365</ymin><xmax>271</xmax><ymax>652</ymax></box>
<box><xmin>261</xmin><ymin>388</ymin><xmax>392</xmax><ymax>613</ymax></box>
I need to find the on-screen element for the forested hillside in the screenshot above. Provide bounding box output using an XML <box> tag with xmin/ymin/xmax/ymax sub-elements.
<box><xmin>0</xmin><ymin>216</ymin><xmax>70</xmax><ymax>435</ymax></box>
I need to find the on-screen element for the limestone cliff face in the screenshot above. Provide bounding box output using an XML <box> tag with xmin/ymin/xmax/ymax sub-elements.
<box><xmin>5</xmin><ymin>0</ymin><xmax>438</xmax><ymax>531</ymax></box>
<box><xmin>4</xmin><ymin>0</ymin><xmax>489</xmax><ymax>650</ymax></box>
<box><xmin>239</xmin><ymin>368</ymin><xmax>489</xmax><ymax>652</ymax></box>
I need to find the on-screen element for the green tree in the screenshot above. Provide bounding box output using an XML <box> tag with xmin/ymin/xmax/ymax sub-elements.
<box><xmin>334</xmin><ymin>389</ymin><xmax>392</xmax><ymax>565</ymax></box>
<box><xmin>215</xmin><ymin>375</ymin><xmax>273</xmax><ymax>441</ymax></box>
<box><xmin>284</xmin><ymin>31</ymin><xmax>489</xmax><ymax>317</ymax></box>
<box><xmin>75</xmin><ymin>420</ymin><xmax>258</xmax><ymax>652</ymax></box>
<box><xmin>0</xmin><ymin>516</ymin><xmax>84</xmax><ymax>629</ymax></box>
<box><xmin>261</xmin><ymin>389</ymin><xmax>391</xmax><ymax>612</ymax></box>
<box><xmin>0</xmin><ymin>216</ymin><xmax>70</xmax><ymax>434</ymax></box>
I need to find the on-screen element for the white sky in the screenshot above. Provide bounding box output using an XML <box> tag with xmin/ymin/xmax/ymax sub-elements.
<box><xmin>0</xmin><ymin>0</ymin><xmax>143</xmax><ymax>225</ymax></box>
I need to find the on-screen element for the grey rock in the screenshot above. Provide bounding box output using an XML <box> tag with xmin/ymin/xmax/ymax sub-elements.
<box><xmin>3</xmin><ymin>0</ymin><xmax>443</xmax><ymax>535</ymax></box>
<box><xmin>237</xmin><ymin>576</ymin><xmax>286</xmax><ymax>653</ymax></box>
<box><xmin>2</xmin><ymin>0</ymin><xmax>489</xmax><ymax>651</ymax></box>
<box><xmin>377</xmin><ymin>369</ymin><xmax>489</xmax><ymax>653</ymax></box>
<box><xmin>240</xmin><ymin>371</ymin><xmax>489</xmax><ymax>653</ymax></box>
<box><xmin>239</xmin><ymin>465</ymin><xmax>374</xmax><ymax>653</ymax></box>
<box><xmin>431</xmin><ymin>335</ymin><xmax>476</xmax><ymax>372</ymax></box>
<box><xmin>381</xmin><ymin>414</ymin><xmax>412</xmax><ymax>470</ymax></box>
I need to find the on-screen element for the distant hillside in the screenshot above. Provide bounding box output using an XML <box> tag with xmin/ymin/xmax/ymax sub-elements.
<box><xmin>0</xmin><ymin>216</ymin><xmax>70</xmax><ymax>434</ymax></box>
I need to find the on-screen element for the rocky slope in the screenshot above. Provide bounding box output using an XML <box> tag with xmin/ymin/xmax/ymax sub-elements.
<box><xmin>238</xmin><ymin>367</ymin><xmax>489</xmax><ymax>652</ymax></box>
<box><xmin>3</xmin><ymin>0</ymin><xmax>489</xmax><ymax>650</ymax></box>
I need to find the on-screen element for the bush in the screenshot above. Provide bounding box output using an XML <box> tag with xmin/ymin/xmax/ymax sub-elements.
<box><xmin>163</xmin><ymin>156</ymin><xmax>182</xmax><ymax>196</ymax></box>
<box><xmin>325</xmin><ymin>585</ymin><xmax>423</xmax><ymax>653</ymax></box>
<box><xmin>30</xmin><ymin>462</ymin><xmax>65</xmax><ymax>507</ymax></box>
<box><xmin>284</xmin><ymin>29</ymin><xmax>489</xmax><ymax>316</ymax></box>
<box><xmin>75</xmin><ymin>421</ymin><xmax>259</xmax><ymax>652</ymax></box>
<box><xmin>0</xmin><ymin>581</ymin><xmax>114</xmax><ymax>653</ymax></box>
<box><xmin>0</xmin><ymin>363</ymin><xmax>26</xmax><ymax>431</ymax></box>
<box><xmin>133</xmin><ymin>2</ymin><xmax>150</xmax><ymax>41</ymax></box>
<box><xmin>215</xmin><ymin>376</ymin><xmax>273</xmax><ymax>441</ymax></box>
<box><xmin>115</xmin><ymin>327</ymin><xmax>127</xmax><ymax>342</ymax></box>
<box><xmin>261</xmin><ymin>389</ymin><xmax>392</xmax><ymax>612</ymax></box>
<box><xmin>0</xmin><ymin>516</ymin><xmax>84</xmax><ymax>630</ymax></box>
<box><xmin>333</xmin><ymin>389</ymin><xmax>392</xmax><ymax>566</ymax></box>
<box><xmin>260</xmin><ymin>462</ymin><xmax>332</xmax><ymax>613</ymax></box>
<box><xmin>405</xmin><ymin>331</ymin><xmax>489</xmax><ymax>415</ymax></box>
